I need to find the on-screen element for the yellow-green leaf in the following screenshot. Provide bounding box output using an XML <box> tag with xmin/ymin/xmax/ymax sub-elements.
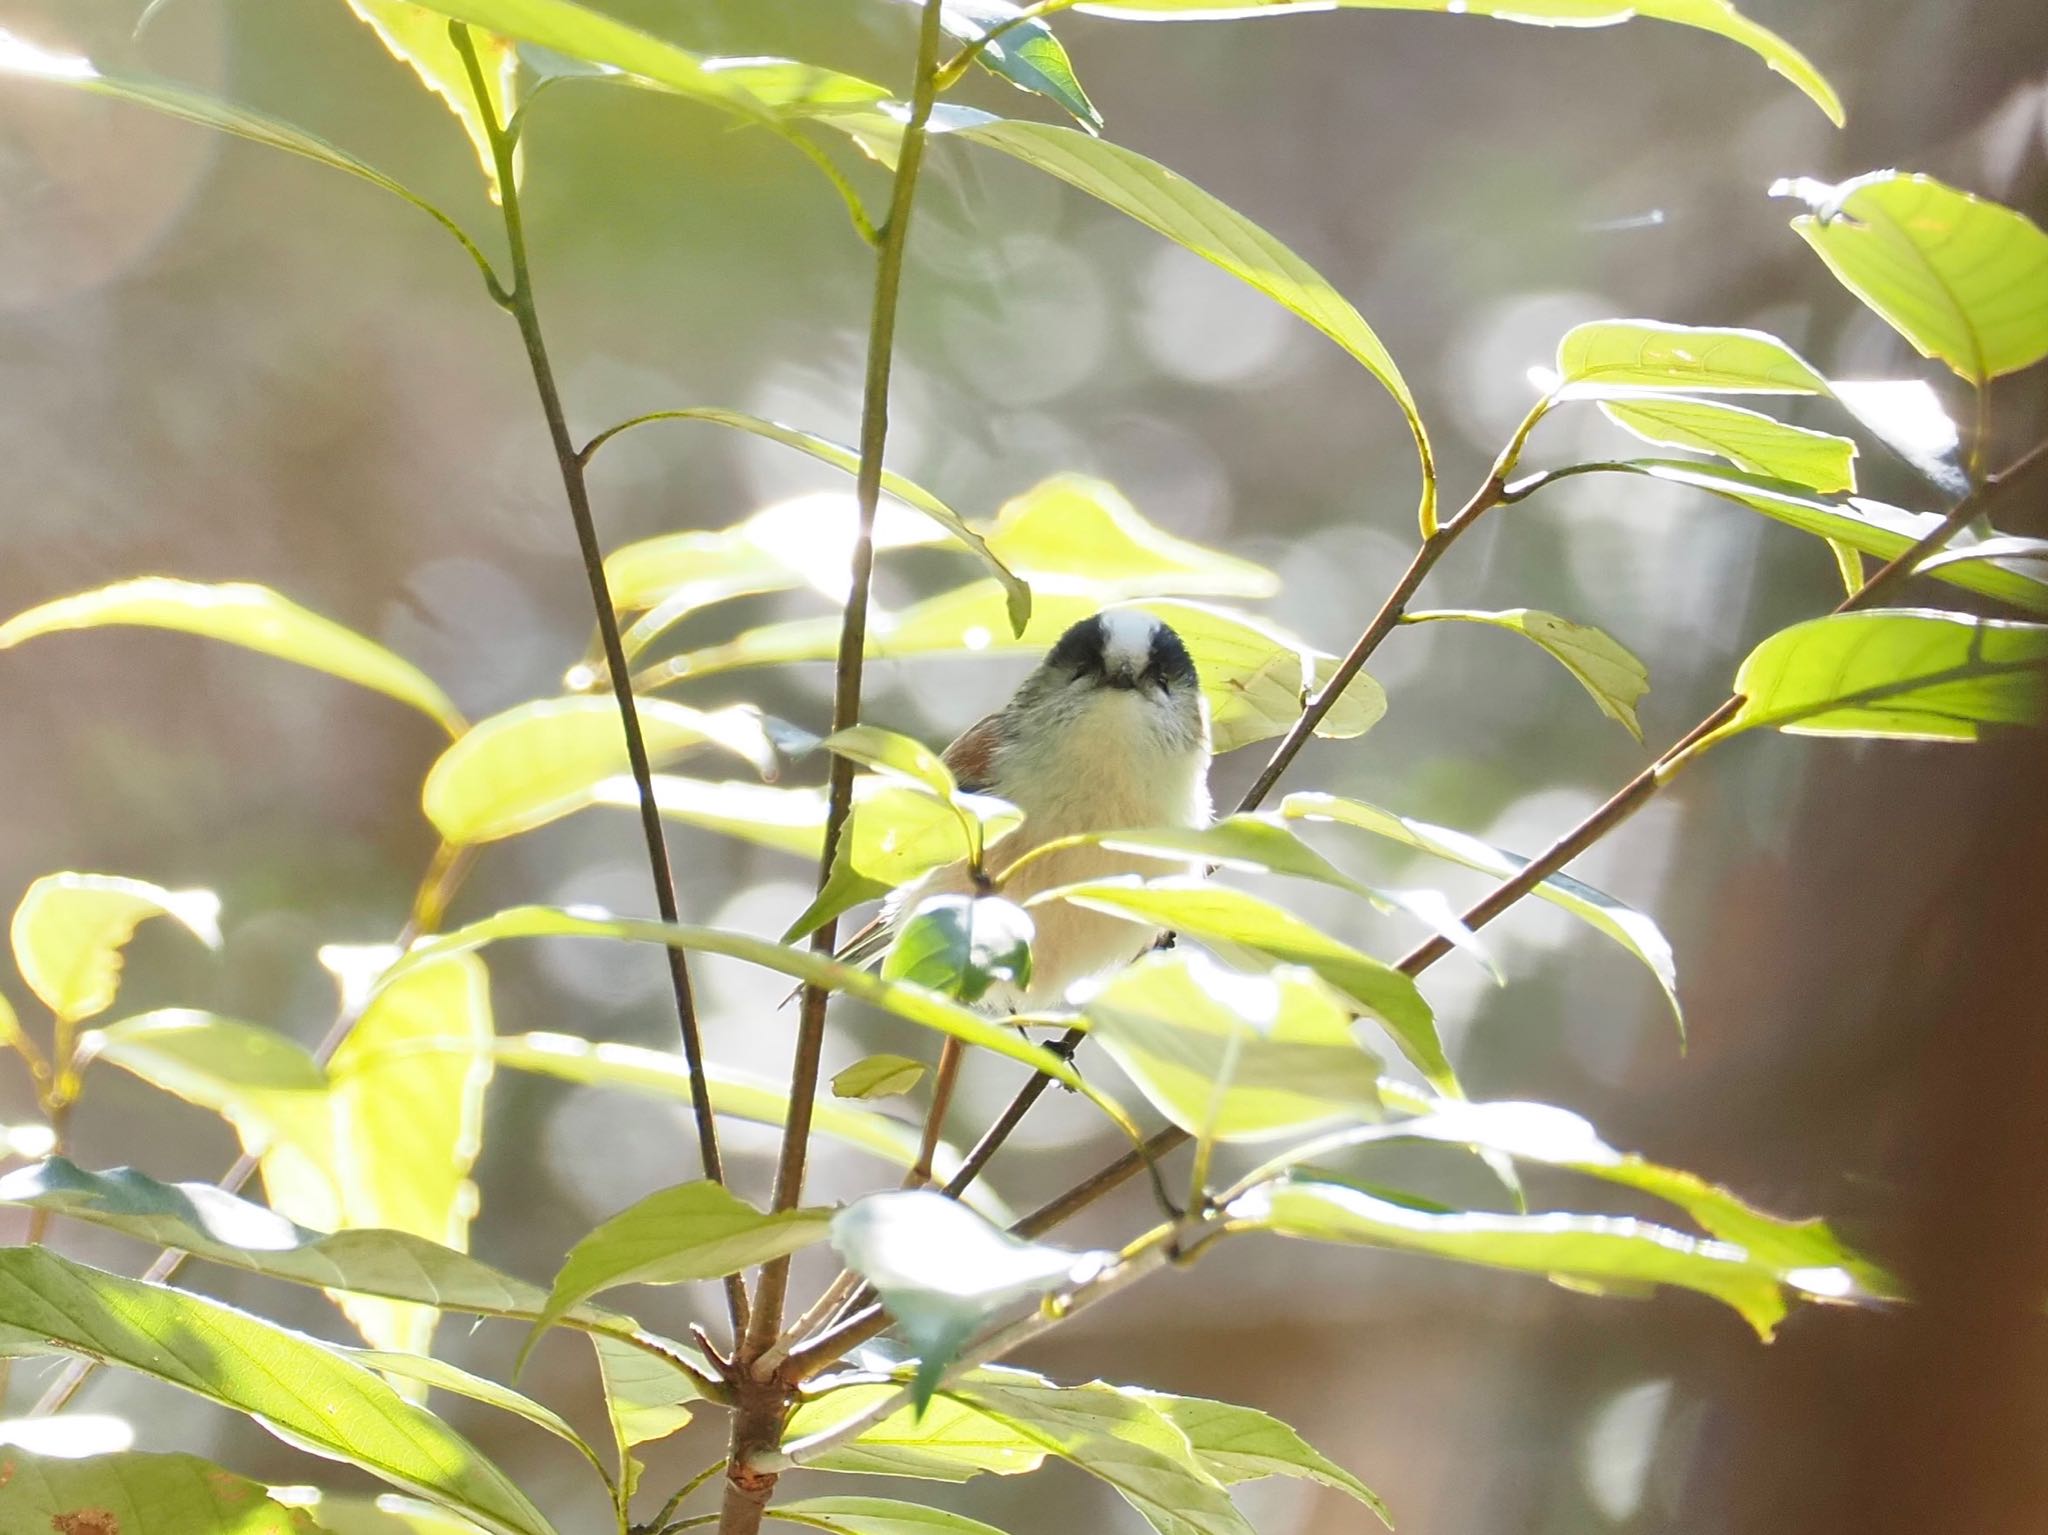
<box><xmin>345</xmin><ymin>1</ymin><xmax>518</xmax><ymax>199</ymax></box>
<box><xmin>11</xmin><ymin>874</ymin><xmax>221</xmax><ymax>1025</ymax></box>
<box><xmin>1554</xmin><ymin>319</ymin><xmax>1828</xmax><ymax>395</ymax></box>
<box><xmin>984</xmin><ymin>476</ymin><xmax>1278</xmax><ymax>600</ymax></box>
<box><xmin>832</xmin><ymin>1053</ymin><xmax>930</xmax><ymax>1100</ymax></box>
<box><xmin>786</xmin><ymin>1384</ymin><xmax>1047</xmax><ymax>1480</ymax></box>
<box><xmin>1599</xmin><ymin>395</ymin><xmax>1857</xmax><ymax>494</ymax></box>
<box><xmin>1405</xmin><ymin>608</ymin><xmax>1649</xmax><ymax>740</ymax></box>
<box><xmin>0</xmin><ymin>578</ymin><xmax>463</xmax><ymax>735</ymax></box>
<box><xmin>0</xmin><ymin>1449</ymin><xmax>320</xmax><ymax>1535</ymax></box>
<box><xmin>1133</xmin><ymin>1392</ymin><xmax>1389</xmax><ymax>1526</ymax></box>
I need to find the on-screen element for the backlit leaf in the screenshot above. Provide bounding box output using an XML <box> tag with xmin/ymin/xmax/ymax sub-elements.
<box><xmin>345</xmin><ymin>1348</ymin><xmax>608</xmax><ymax>1483</ymax></box>
<box><xmin>776</xmin><ymin>1496</ymin><xmax>1015</xmax><ymax>1535</ymax></box>
<box><xmin>1134</xmin><ymin>1392</ymin><xmax>1389</xmax><ymax>1526</ymax></box>
<box><xmin>1717</xmin><ymin>609</ymin><xmax>2048</xmax><ymax>742</ymax></box>
<box><xmin>1404</xmin><ymin>608</ymin><xmax>1648</xmax><ymax>740</ymax></box>
<box><xmin>983</xmin><ymin>477</ymin><xmax>1278</xmax><ymax>600</ymax></box>
<box><xmin>1774</xmin><ymin>171</ymin><xmax>2048</xmax><ymax>384</ymax></box>
<box><xmin>785</xmin><ymin>1384</ymin><xmax>1046</xmax><ymax>1480</ymax></box>
<box><xmin>593</xmin><ymin>1331</ymin><xmax>696</xmax><ymax>1471</ymax></box>
<box><xmin>824</xmin><ymin>725</ymin><xmax>962</xmax><ymax>799</ymax></box>
<box><xmin>922</xmin><ymin>0</ymin><xmax>1099</xmax><ymax>131</ymax></box>
<box><xmin>0</xmin><ymin>1449</ymin><xmax>317</xmax><ymax>1534</ymax></box>
<box><xmin>1598</xmin><ymin>395</ymin><xmax>1856</xmax><ymax>494</ymax></box>
<box><xmin>0</xmin><ymin>1246</ymin><xmax>557</xmax><ymax>1535</ymax></box>
<box><xmin>833</xmin><ymin>1054</ymin><xmax>930</xmax><ymax>1100</ymax></box>
<box><xmin>1554</xmin><ymin>320</ymin><xmax>1827</xmax><ymax>395</ymax></box>
<box><xmin>784</xmin><ymin>785</ymin><xmax>1024</xmax><ymax>940</ymax></box>
<box><xmin>11</xmin><ymin>874</ymin><xmax>221</xmax><ymax>1024</ymax></box>
<box><xmin>346</xmin><ymin>2</ymin><xmax>517</xmax><ymax>198</ymax></box>
<box><xmin>882</xmin><ymin>896</ymin><xmax>1034</xmax><ymax>1006</ymax></box>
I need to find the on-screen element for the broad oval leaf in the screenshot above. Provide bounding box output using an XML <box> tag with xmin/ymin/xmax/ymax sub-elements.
<box><xmin>0</xmin><ymin>1246</ymin><xmax>557</xmax><ymax>1535</ymax></box>
<box><xmin>1281</xmin><ymin>792</ymin><xmax>1682</xmax><ymax>1031</ymax></box>
<box><xmin>0</xmin><ymin>578</ymin><xmax>464</xmax><ymax>736</ymax></box>
<box><xmin>882</xmin><ymin>895</ymin><xmax>1034</xmax><ymax>1006</ymax></box>
<box><xmin>1073</xmin><ymin>0</ymin><xmax>1840</xmax><ymax>124</ymax></box>
<box><xmin>423</xmin><ymin>696</ymin><xmax>779</xmax><ymax>843</ymax></box>
<box><xmin>11</xmin><ymin>874</ymin><xmax>221</xmax><ymax>1024</ymax></box>
<box><xmin>1599</xmin><ymin>395</ymin><xmax>1856</xmax><ymax>494</ymax></box>
<box><xmin>528</xmin><ymin>1180</ymin><xmax>831</xmax><ymax>1360</ymax></box>
<box><xmin>1717</xmin><ymin>608</ymin><xmax>2048</xmax><ymax>742</ymax></box>
<box><xmin>1554</xmin><ymin>320</ymin><xmax>1828</xmax><ymax>396</ymax></box>
<box><xmin>0</xmin><ymin>1449</ymin><xmax>318</xmax><ymax>1534</ymax></box>
<box><xmin>983</xmin><ymin>476</ymin><xmax>1277</xmax><ymax>600</ymax></box>
<box><xmin>929</xmin><ymin>0</ymin><xmax>1100</xmax><ymax>130</ymax></box>
<box><xmin>775</xmin><ymin>1496</ymin><xmax>1016</xmax><ymax>1535</ymax></box>
<box><xmin>1773</xmin><ymin>171</ymin><xmax>2048</xmax><ymax>384</ymax></box>
<box><xmin>832</xmin><ymin>1053</ymin><xmax>930</xmax><ymax>1100</ymax></box>
<box><xmin>829</xmin><ymin>108</ymin><xmax>1435</xmax><ymax>533</ymax></box>
<box><xmin>785</xmin><ymin>1384</ymin><xmax>1047</xmax><ymax>1480</ymax></box>
<box><xmin>831</xmin><ymin>1191</ymin><xmax>1103</xmax><ymax>1407</ymax></box>
<box><xmin>1046</xmin><ymin>881</ymin><xmax>1444</xmax><ymax>1090</ymax></box>
<box><xmin>1134</xmin><ymin>1391</ymin><xmax>1389</xmax><ymax>1526</ymax></box>
<box><xmin>785</xmin><ymin>784</ymin><xmax>1024</xmax><ymax>941</ymax></box>
<box><xmin>1403</xmin><ymin>608</ymin><xmax>1649</xmax><ymax>740</ymax></box>
<box><xmin>1079</xmin><ymin>949</ymin><xmax>1384</xmax><ymax>1141</ymax></box>
<box><xmin>1228</xmin><ymin>1172</ymin><xmax>1789</xmax><ymax>1337</ymax></box>
<box><xmin>824</xmin><ymin>725</ymin><xmax>961</xmax><ymax>798</ymax></box>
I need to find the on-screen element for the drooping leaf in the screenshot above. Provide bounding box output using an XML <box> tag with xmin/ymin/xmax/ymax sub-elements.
<box><xmin>832</xmin><ymin>1054</ymin><xmax>930</xmax><ymax>1100</ymax></box>
<box><xmin>11</xmin><ymin>874</ymin><xmax>221</xmax><ymax>1024</ymax></box>
<box><xmin>0</xmin><ymin>1247</ymin><xmax>557</xmax><ymax>1535</ymax></box>
<box><xmin>1553</xmin><ymin>319</ymin><xmax>1828</xmax><ymax>396</ymax></box>
<box><xmin>1281</xmin><ymin>792</ymin><xmax>1682</xmax><ymax>1030</ymax></box>
<box><xmin>1229</xmin><ymin>1173</ymin><xmax>1788</xmax><ymax>1337</ymax></box>
<box><xmin>490</xmin><ymin>1033</ymin><xmax>1012</xmax><ymax>1219</ymax></box>
<box><xmin>345</xmin><ymin>2</ymin><xmax>518</xmax><ymax>198</ymax></box>
<box><xmin>1078</xmin><ymin>949</ymin><xmax>1385</xmax><ymax>1140</ymax></box>
<box><xmin>982</xmin><ymin>476</ymin><xmax>1278</xmax><ymax>600</ymax></box>
<box><xmin>785</xmin><ymin>1383</ymin><xmax>1047</xmax><ymax>1480</ymax></box>
<box><xmin>1773</xmin><ymin>171</ymin><xmax>2048</xmax><ymax>384</ymax></box>
<box><xmin>824</xmin><ymin>725</ymin><xmax>962</xmax><ymax>799</ymax></box>
<box><xmin>1716</xmin><ymin>609</ymin><xmax>2048</xmax><ymax>743</ymax></box>
<box><xmin>927</xmin><ymin>0</ymin><xmax>1099</xmax><ymax>129</ymax></box>
<box><xmin>0</xmin><ymin>1449</ymin><xmax>319</xmax><ymax>1534</ymax></box>
<box><xmin>593</xmin><ymin>1331</ymin><xmax>696</xmax><ymax>1485</ymax></box>
<box><xmin>1072</xmin><ymin>0</ymin><xmax>1841</xmax><ymax>124</ymax></box>
<box><xmin>529</xmin><ymin>1181</ymin><xmax>831</xmax><ymax>1357</ymax></box>
<box><xmin>0</xmin><ymin>36</ymin><xmax>497</xmax><ymax>284</ymax></box>
<box><xmin>652</xmin><ymin>590</ymin><xmax>1383</xmax><ymax>754</ymax></box>
<box><xmin>831</xmin><ymin>1192</ymin><xmax>1103</xmax><ymax>1408</ymax></box>
<box><xmin>345</xmin><ymin>1347</ymin><xmax>610</xmax><ymax>1484</ymax></box>
<box><xmin>774</xmin><ymin>1496</ymin><xmax>1016</xmax><ymax>1535</ymax></box>
<box><xmin>423</xmin><ymin>696</ymin><xmax>780</xmax><ymax>843</ymax></box>
<box><xmin>882</xmin><ymin>896</ymin><xmax>1034</xmax><ymax>1006</ymax></box>
<box><xmin>0</xmin><ymin>578</ymin><xmax>463</xmax><ymax>735</ymax></box>
<box><xmin>946</xmin><ymin>1370</ymin><xmax>1255</xmax><ymax>1535</ymax></box>
<box><xmin>1047</xmin><ymin>882</ymin><xmax>1444</xmax><ymax>1090</ymax></box>
<box><xmin>827</xmin><ymin>108</ymin><xmax>1434</xmax><ymax>532</ymax></box>
<box><xmin>588</xmin><ymin>410</ymin><xmax>1027</xmax><ymax>635</ymax></box>
<box><xmin>1403</xmin><ymin>608</ymin><xmax>1649</xmax><ymax>740</ymax></box>
<box><xmin>1537</xmin><ymin>460</ymin><xmax>2048</xmax><ymax>617</ymax></box>
<box><xmin>1133</xmin><ymin>1392</ymin><xmax>1389</xmax><ymax>1526</ymax></box>
<box><xmin>1598</xmin><ymin>395</ymin><xmax>1856</xmax><ymax>494</ymax></box>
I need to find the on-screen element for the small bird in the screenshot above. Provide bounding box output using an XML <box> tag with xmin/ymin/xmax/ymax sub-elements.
<box><xmin>848</xmin><ymin>609</ymin><xmax>1213</xmax><ymax>1012</ymax></box>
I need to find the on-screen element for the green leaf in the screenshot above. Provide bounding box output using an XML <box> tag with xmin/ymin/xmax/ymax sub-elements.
<box><xmin>657</xmin><ymin>590</ymin><xmax>1382</xmax><ymax>754</ymax></box>
<box><xmin>590</xmin><ymin>410</ymin><xmax>1027</xmax><ymax>637</ymax></box>
<box><xmin>593</xmin><ymin>1330</ymin><xmax>696</xmax><ymax>1475</ymax></box>
<box><xmin>0</xmin><ymin>578</ymin><xmax>464</xmax><ymax>736</ymax></box>
<box><xmin>529</xmin><ymin>1180</ymin><xmax>830</xmax><ymax>1358</ymax></box>
<box><xmin>929</xmin><ymin>0</ymin><xmax>1100</xmax><ymax>130</ymax></box>
<box><xmin>276</xmin><ymin>1492</ymin><xmax>489</xmax><ymax>1534</ymax></box>
<box><xmin>1049</xmin><ymin>882</ymin><xmax>1445</xmax><ymax>1091</ymax></box>
<box><xmin>400</xmin><ymin>0</ymin><xmax>888</xmax><ymax>120</ymax></box>
<box><xmin>983</xmin><ymin>476</ymin><xmax>1278</xmax><ymax>600</ymax></box>
<box><xmin>1554</xmin><ymin>320</ymin><xmax>1828</xmax><ymax>395</ymax></box>
<box><xmin>785</xmin><ymin>1384</ymin><xmax>1047</xmax><ymax>1480</ymax></box>
<box><xmin>597</xmin><ymin>776</ymin><xmax>832</xmax><ymax>858</ymax></box>
<box><xmin>0</xmin><ymin>1449</ymin><xmax>319</xmax><ymax>1534</ymax></box>
<box><xmin>345</xmin><ymin>1347</ymin><xmax>610</xmax><ymax>1485</ymax></box>
<box><xmin>11</xmin><ymin>874</ymin><xmax>221</xmax><ymax>1024</ymax></box>
<box><xmin>1229</xmin><ymin>1173</ymin><xmax>1788</xmax><ymax>1337</ymax></box>
<box><xmin>0</xmin><ymin>1246</ymin><xmax>557</xmax><ymax>1535</ymax></box>
<box><xmin>0</xmin><ymin>39</ymin><xmax>496</xmax><ymax>284</ymax></box>
<box><xmin>346</xmin><ymin>2</ymin><xmax>518</xmax><ymax>199</ymax></box>
<box><xmin>832</xmin><ymin>1192</ymin><xmax>1101</xmax><ymax>1408</ymax></box>
<box><xmin>833</xmin><ymin>1054</ymin><xmax>930</xmax><ymax>1100</ymax></box>
<box><xmin>1550</xmin><ymin>460</ymin><xmax>2048</xmax><ymax>617</ymax></box>
<box><xmin>1133</xmin><ymin>1392</ymin><xmax>1389</xmax><ymax>1526</ymax></box>
<box><xmin>1073</xmin><ymin>0</ymin><xmax>1840</xmax><ymax>125</ymax></box>
<box><xmin>1281</xmin><ymin>792</ymin><xmax>1682</xmax><ymax>1031</ymax></box>
<box><xmin>774</xmin><ymin>1496</ymin><xmax>1015</xmax><ymax>1535</ymax></box>
<box><xmin>829</xmin><ymin>110</ymin><xmax>1434</xmax><ymax>532</ymax></box>
<box><xmin>423</xmin><ymin>696</ymin><xmax>779</xmax><ymax>843</ymax></box>
<box><xmin>882</xmin><ymin>896</ymin><xmax>1034</xmax><ymax>1006</ymax></box>
<box><xmin>1774</xmin><ymin>171</ymin><xmax>2048</xmax><ymax>384</ymax></box>
<box><xmin>0</xmin><ymin>1157</ymin><xmax>713</xmax><ymax>1367</ymax></box>
<box><xmin>320</xmin><ymin>953</ymin><xmax>495</xmax><ymax>1361</ymax></box>
<box><xmin>1079</xmin><ymin>949</ymin><xmax>1384</xmax><ymax>1141</ymax></box>
<box><xmin>946</xmin><ymin>1371</ymin><xmax>1255</xmax><ymax>1535</ymax></box>
<box><xmin>491</xmin><ymin>1033</ymin><xmax>1012</xmax><ymax>1219</ymax></box>
<box><xmin>1404</xmin><ymin>608</ymin><xmax>1649</xmax><ymax>740</ymax></box>
<box><xmin>786</xmin><ymin>785</ymin><xmax>1024</xmax><ymax>941</ymax></box>
<box><xmin>1597</xmin><ymin>396</ymin><xmax>1856</xmax><ymax>494</ymax></box>
<box><xmin>1716</xmin><ymin>608</ymin><xmax>2048</xmax><ymax>743</ymax></box>
<box><xmin>824</xmin><ymin>725</ymin><xmax>962</xmax><ymax>799</ymax></box>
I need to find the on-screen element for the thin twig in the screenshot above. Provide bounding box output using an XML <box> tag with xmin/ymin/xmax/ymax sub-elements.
<box><xmin>906</xmin><ymin>1038</ymin><xmax>965</xmax><ymax>1188</ymax></box>
<box><xmin>449</xmin><ymin>24</ymin><xmax>742</xmax><ymax>1339</ymax></box>
<box><xmin>744</xmin><ymin>0</ymin><xmax>951</xmax><ymax>1363</ymax></box>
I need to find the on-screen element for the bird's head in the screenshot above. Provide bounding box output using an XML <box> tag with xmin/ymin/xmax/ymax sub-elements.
<box><xmin>1019</xmin><ymin>609</ymin><xmax>1207</xmax><ymax>754</ymax></box>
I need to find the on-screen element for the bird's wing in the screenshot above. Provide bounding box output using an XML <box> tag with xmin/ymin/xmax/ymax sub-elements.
<box><xmin>942</xmin><ymin>711</ymin><xmax>1006</xmax><ymax>794</ymax></box>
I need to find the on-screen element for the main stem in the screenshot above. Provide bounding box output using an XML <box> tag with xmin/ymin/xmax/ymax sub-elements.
<box><xmin>718</xmin><ymin>5</ymin><xmax>948</xmax><ymax>1530</ymax></box>
<box><xmin>451</xmin><ymin>25</ymin><xmax>739</xmax><ymax>1336</ymax></box>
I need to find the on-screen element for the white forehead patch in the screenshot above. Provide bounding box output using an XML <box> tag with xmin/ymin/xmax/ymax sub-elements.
<box><xmin>1099</xmin><ymin>609</ymin><xmax>1158</xmax><ymax>673</ymax></box>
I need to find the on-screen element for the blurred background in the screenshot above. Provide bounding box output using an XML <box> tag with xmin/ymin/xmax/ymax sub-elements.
<box><xmin>1</xmin><ymin>0</ymin><xmax>2045</xmax><ymax>1529</ymax></box>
